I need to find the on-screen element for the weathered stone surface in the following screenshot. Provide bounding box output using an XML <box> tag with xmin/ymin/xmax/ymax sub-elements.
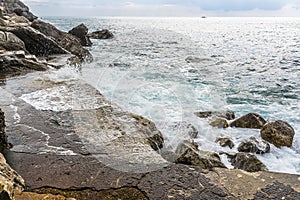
<box><xmin>31</xmin><ymin>20</ymin><xmax>92</xmax><ymax>61</ymax></box>
<box><xmin>0</xmin><ymin>153</ymin><xmax>25</xmax><ymax>200</ymax></box>
<box><xmin>261</xmin><ymin>120</ymin><xmax>295</xmax><ymax>148</ymax></box>
<box><xmin>68</xmin><ymin>23</ymin><xmax>92</xmax><ymax>47</ymax></box>
<box><xmin>229</xmin><ymin>152</ymin><xmax>267</xmax><ymax>172</ymax></box>
<box><xmin>194</xmin><ymin>110</ymin><xmax>235</xmax><ymax>120</ymax></box>
<box><xmin>0</xmin><ymin>108</ymin><xmax>9</xmax><ymax>152</ymax></box>
<box><xmin>215</xmin><ymin>137</ymin><xmax>235</xmax><ymax>149</ymax></box>
<box><xmin>230</xmin><ymin>113</ymin><xmax>266</xmax><ymax>129</ymax></box>
<box><xmin>238</xmin><ymin>137</ymin><xmax>270</xmax><ymax>154</ymax></box>
<box><xmin>209</xmin><ymin>118</ymin><xmax>229</xmax><ymax>128</ymax></box>
<box><xmin>15</xmin><ymin>191</ymin><xmax>74</xmax><ymax>200</ymax></box>
<box><xmin>0</xmin><ymin>0</ymin><xmax>37</xmax><ymax>21</ymax></box>
<box><xmin>175</xmin><ymin>140</ymin><xmax>199</xmax><ymax>155</ymax></box>
<box><xmin>0</xmin><ymin>31</ymin><xmax>26</xmax><ymax>51</ymax></box>
<box><xmin>87</xmin><ymin>29</ymin><xmax>114</xmax><ymax>39</ymax></box>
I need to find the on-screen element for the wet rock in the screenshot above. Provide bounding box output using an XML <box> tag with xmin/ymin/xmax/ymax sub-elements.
<box><xmin>238</xmin><ymin>137</ymin><xmax>270</xmax><ymax>154</ymax></box>
<box><xmin>0</xmin><ymin>108</ymin><xmax>9</xmax><ymax>152</ymax></box>
<box><xmin>15</xmin><ymin>191</ymin><xmax>74</xmax><ymax>200</ymax></box>
<box><xmin>215</xmin><ymin>137</ymin><xmax>234</xmax><ymax>149</ymax></box>
<box><xmin>87</xmin><ymin>29</ymin><xmax>114</xmax><ymax>39</ymax></box>
<box><xmin>230</xmin><ymin>113</ymin><xmax>266</xmax><ymax>129</ymax></box>
<box><xmin>0</xmin><ymin>31</ymin><xmax>26</xmax><ymax>51</ymax></box>
<box><xmin>261</xmin><ymin>120</ymin><xmax>295</xmax><ymax>148</ymax></box>
<box><xmin>194</xmin><ymin>110</ymin><xmax>235</xmax><ymax>120</ymax></box>
<box><xmin>175</xmin><ymin>141</ymin><xmax>226</xmax><ymax>169</ymax></box>
<box><xmin>229</xmin><ymin>152</ymin><xmax>267</xmax><ymax>172</ymax></box>
<box><xmin>31</xmin><ymin>20</ymin><xmax>93</xmax><ymax>61</ymax></box>
<box><xmin>0</xmin><ymin>0</ymin><xmax>37</xmax><ymax>21</ymax></box>
<box><xmin>0</xmin><ymin>153</ymin><xmax>25</xmax><ymax>200</ymax></box>
<box><xmin>170</xmin><ymin>121</ymin><xmax>198</xmax><ymax>139</ymax></box>
<box><xmin>68</xmin><ymin>23</ymin><xmax>92</xmax><ymax>47</ymax></box>
<box><xmin>209</xmin><ymin>118</ymin><xmax>229</xmax><ymax>128</ymax></box>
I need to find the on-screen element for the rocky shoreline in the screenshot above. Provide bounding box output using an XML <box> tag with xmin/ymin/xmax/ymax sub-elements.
<box><xmin>0</xmin><ymin>1</ymin><xmax>300</xmax><ymax>199</ymax></box>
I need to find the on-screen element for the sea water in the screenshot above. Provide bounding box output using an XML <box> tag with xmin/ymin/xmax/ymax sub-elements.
<box><xmin>44</xmin><ymin>17</ymin><xmax>300</xmax><ymax>174</ymax></box>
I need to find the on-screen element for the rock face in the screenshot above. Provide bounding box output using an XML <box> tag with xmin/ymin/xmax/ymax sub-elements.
<box><xmin>68</xmin><ymin>23</ymin><xmax>92</xmax><ymax>47</ymax></box>
<box><xmin>0</xmin><ymin>153</ymin><xmax>25</xmax><ymax>200</ymax></box>
<box><xmin>229</xmin><ymin>152</ymin><xmax>268</xmax><ymax>172</ymax></box>
<box><xmin>32</xmin><ymin>20</ymin><xmax>92</xmax><ymax>61</ymax></box>
<box><xmin>0</xmin><ymin>31</ymin><xmax>26</xmax><ymax>51</ymax></box>
<box><xmin>0</xmin><ymin>0</ymin><xmax>37</xmax><ymax>21</ymax></box>
<box><xmin>230</xmin><ymin>113</ymin><xmax>266</xmax><ymax>129</ymax></box>
<box><xmin>238</xmin><ymin>137</ymin><xmax>270</xmax><ymax>154</ymax></box>
<box><xmin>87</xmin><ymin>29</ymin><xmax>114</xmax><ymax>39</ymax></box>
<box><xmin>194</xmin><ymin>110</ymin><xmax>235</xmax><ymax>120</ymax></box>
<box><xmin>209</xmin><ymin>118</ymin><xmax>229</xmax><ymax>128</ymax></box>
<box><xmin>0</xmin><ymin>108</ymin><xmax>8</xmax><ymax>152</ymax></box>
<box><xmin>261</xmin><ymin>120</ymin><xmax>295</xmax><ymax>148</ymax></box>
<box><xmin>215</xmin><ymin>137</ymin><xmax>235</xmax><ymax>149</ymax></box>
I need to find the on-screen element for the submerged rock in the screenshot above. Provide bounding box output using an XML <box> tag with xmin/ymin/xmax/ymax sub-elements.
<box><xmin>229</xmin><ymin>152</ymin><xmax>267</xmax><ymax>172</ymax></box>
<box><xmin>230</xmin><ymin>113</ymin><xmax>266</xmax><ymax>129</ymax></box>
<box><xmin>209</xmin><ymin>118</ymin><xmax>229</xmax><ymax>128</ymax></box>
<box><xmin>87</xmin><ymin>29</ymin><xmax>114</xmax><ymax>39</ymax></box>
<box><xmin>194</xmin><ymin>110</ymin><xmax>235</xmax><ymax>120</ymax></box>
<box><xmin>68</xmin><ymin>23</ymin><xmax>92</xmax><ymax>47</ymax></box>
<box><xmin>185</xmin><ymin>56</ymin><xmax>213</xmax><ymax>64</ymax></box>
<box><xmin>261</xmin><ymin>120</ymin><xmax>295</xmax><ymax>148</ymax></box>
<box><xmin>215</xmin><ymin>137</ymin><xmax>234</xmax><ymax>149</ymax></box>
<box><xmin>238</xmin><ymin>137</ymin><xmax>270</xmax><ymax>154</ymax></box>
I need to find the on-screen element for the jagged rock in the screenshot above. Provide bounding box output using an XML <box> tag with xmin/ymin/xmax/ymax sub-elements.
<box><xmin>32</xmin><ymin>20</ymin><xmax>92</xmax><ymax>61</ymax></box>
<box><xmin>261</xmin><ymin>120</ymin><xmax>295</xmax><ymax>148</ymax></box>
<box><xmin>0</xmin><ymin>153</ymin><xmax>25</xmax><ymax>200</ymax></box>
<box><xmin>229</xmin><ymin>152</ymin><xmax>267</xmax><ymax>172</ymax></box>
<box><xmin>0</xmin><ymin>108</ymin><xmax>9</xmax><ymax>152</ymax></box>
<box><xmin>0</xmin><ymin>30</ymin><xmax>26</xmax><ymax>51</ymax></box>
<box><xmin>230</xmin><ymin>113</ymin><xmax>266</xmax><ymax>129</ymax></box>
<box><xmin>87</xmin><ymin>29</ymin><xmax>114</xmax><ymax>39</ymax></box>
<box><xmin>15</xmin><ymin>191</ymin><xmax>75</xmax><ymax>200</ymax></box>
<box><xmin>170</xmin><ymin>121</ymin><xmax>198</xmax><ymax>139</ymax></box>
<box><xmin>238</xmin><ymin>137</ymin><xmax>270</xmax><ymax>154</ymax></box>
<box><xmin>194</xmin><ymin>110</ymin><xmax>235</xmax><ymax>120</ymax></box>
<box><xmin>215</xmin><ymin>137</ymin><xmax>234</xmax><ymax>149</ymax></box>
<box><xmin>6</xmin><ymin>26</ymin><xmax>68</xmax><ymax>57</ymax></box>
<box><xmin>68</xmin><ymin>23</ymin><xmax>92</xmax><ymax>47</ymax></box>
<box><xmin>0</xmin><ymin>0</ymin><xmax>37</xmax><ymax>21</ymax></box>
<box><xmin>209</xmin><ymin>118</ymin><xmax>229</xmax><ymax>128</ymax></box>
<box><xmin>175</xmin><ymin>140</ymin><xmax>226</xmax><ymax>169</ymax></box>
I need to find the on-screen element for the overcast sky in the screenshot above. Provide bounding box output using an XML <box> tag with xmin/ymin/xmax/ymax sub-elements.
<box><xmin>23</xmin><ymin>0</ymin><xmax>300</xmax><ymax>17</ymax></box>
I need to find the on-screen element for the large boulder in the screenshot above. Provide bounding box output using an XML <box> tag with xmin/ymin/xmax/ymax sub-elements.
<box><xmin>31</xmin><ymin>20</ymin><xmax>93</xmax><ymax>61</ymax></box>
<box><xmin>0</xmin><ymin>0</ymin><xmax>37</xmax><ymax>21</ymax></box>
<box><xmin>261</xmin><ymin>120</ymin><xmax>295</xmax><ymax>148</ymax></box>
<box><xmin>230</xmin><ymin>113</ymin><xmax>266</xmax><ymax>129</ymax></box>
<box><xmin>87</xmin><ymin>29</ymin><xmax>114</xmax><ymax>39</ymax></box>
<box><xmin>209</xmin><ymin>118</ymin><xmax>229</xmax><ymax>128</ymax></box>
<box><xmin>170</xmin><ymin>121</ymin><xmax>198</xmax><ymax>139</ymax></box>
<box><xmin>0</xmin><ymin>153</ymin><xmax>25</xmax><ymax>200</ymax></box>
<box><xmin>229</xmin><ymin>152</ymin><xmax>267</xmax><ymax>172</ymax></box>
<box><xmin>0</xmin><ymin>109</ymin><xmax>9</xmax><ymax>152</ymax></box>
<box><xmin>215</xmin><ymin>137</ymin><xmax>234</xmax><ymax>149</ymax></box>
<box><xmin>194</xmin><ymin>110</ymin><xmax>235</xmax><ymax>120</ymax></box>
<box><xmin>237</xmin><ymin>137</ymin><xmax>270</xmax><ymax>154</ymax></box>
<box><xmin>68</xmin><ymin>23</ymin><xmax>92</xmax><ymax>47</ymax></box>
<box><xmin>0</xmin><ymin>30</ymin><xmax>26</xmax><ymax>51</ymax></box>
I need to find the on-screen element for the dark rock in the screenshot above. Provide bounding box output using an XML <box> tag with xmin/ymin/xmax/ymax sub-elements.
<box><xmin>209</xmin><ymin>118</ymin><xmax>229</xmax><ymax>128</ymax></box>
<box><xmin>230</xmin><ymin>113</ymin><xmax>266</xmax><ymax>129</ymax></box>
<box><xmin>215</xmin><ymin>137</ymin><xmax>234</xmax><ymax>149</ymax></box>
<box><xmin>0</xmin><ymin>0</ymin><xmax>37</xmax><ymax>21</ymax></box>
<box><xmin>261</xmin><ymin>120</ymin><xmax>295</xmax><ymax>148</ymax></box>
<box><xmin>194</xmin><ymin>110</ymin><xmax>235</xmax><ymax>120</ymax></box>
<box><xmin>238</xmin><ymin>137</ymin><xmax>270</xmax><ymax>154</ymax></box>
<box><xmin>175</xmin><ymin>140</ymin><xmax>199</xmax><ymax>155</ymax></box>
<box><xmin>0</xmin><ymin>108</ymin><xmax>9</xmax><ymax>152</ymax></box>
<box><xmin>229</xmin><ymin>152</ymin><xmax>267</xmax><ymax>172</ymax></box>
<box><xmin>0</xmin><ymin>30</ymin><xmax>26</xmax><ymax>51</ymax></box>
<box><xmin>87</xmin><ymin>29</ymin><xmax>114</xmax><ymax>39</ymax></box>
<box><xmin>185</xmin><ymin>56</ymin><xmax>213</xmax><ymax>63</ymax></box>
<box><xmin>68</xmin><ymin>23</ymin><xmax>92</xmax><ymax>47</ymax></box>
<box><xmin>31</xmin><ymin>20</ymin><xmax>93</xmax><ymax>61</ymax></box>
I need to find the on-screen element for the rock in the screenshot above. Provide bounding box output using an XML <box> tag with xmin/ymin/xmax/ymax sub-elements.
<box><xmin>68</xmin><ymin>23</ymin><xmax>92</xmax><ymax>47</ymax></box>
<box><xmin>194</xmin><ymin>110</ymin><xmax>235</xmax><ymax>120</ymax></box>
<box><xmin>175</xmin><ymin>140</ymin><xmax>226</xmax><ymax>169</ymax></box>
<box><xmin>209</xmin><ymin>118</ymin><xmax>229</xmax><ymax>128</ymax></box>
<box><xmin>170</xmin><ymin>121</ymin><xmax>198</xmax><ymax>139</ymax></box>
<box><xmin>0</xmin><ymin>108</ymin><xmax>9</xmax><ymax>152</ymax></box>
<box><xmin>215</xmin><ymin>137</ymin><xmax>234</xmax><ymax>149</ymax></box>
<box><xmin>229</xmin><ymin>152</ymin><xmax>267</xmax><ymax>172</ymax></box>
<box><xmin>31</xmin><ymin>20</ymin><xmax>93</xmax><ymax>61</ymax></box>
<box><xmin>0</xmin><ymin>0</ymin><xmax>37</xmax><ymax>21</ymax></box>
<box><xmin>0</xmin><ymin>31</ymin><xmax>26</xmax><ymax>51</ymax></box>
<box><xmin>6</xmin><ymin>26</ymin><xmax>68</xmax><ymax>57</ymax></box>
<box><xmin>15</xmin><ymin>191</ymin><xmax>75</xmax><ymax>200</ymax></box>
<box><xmin>0</xmin><ymin>153</ymin><xmax>25</xmax><ymax>200</ymax></box>
<box><xmin>87</xmin><ymin>29</ymin><xmax>114</xmax><ymax>39</ymax></box>
<box><xmin>230</xmin><ymin>113</ymin><xmax>266</xmax><ymax>129</ymax></box>
<box><xmin>261</xmin><ymin>120</ymin><xmax>295</xmax><ymax>148</ymax></box>
<box><xmin>185</xmin><ymin>56</ymin><xmax>213</xmax><ymax>64</ymax></box>
<box><xmin>238</xmin><ymin>137</ymin><xmax>270</xmax><ymax>154</ymax></box>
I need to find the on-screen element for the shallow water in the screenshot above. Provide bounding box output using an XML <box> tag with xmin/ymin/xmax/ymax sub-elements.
<box><xmin>41</xmin><ymin>17</ymin><xmax>300</xmax><ymax>174</ymax></box>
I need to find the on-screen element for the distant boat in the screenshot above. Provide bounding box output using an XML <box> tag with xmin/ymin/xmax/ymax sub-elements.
<box><xmin>201</xmin><ymin>16</ymin><xmax>207</xmax><ymax>18</ymax></box>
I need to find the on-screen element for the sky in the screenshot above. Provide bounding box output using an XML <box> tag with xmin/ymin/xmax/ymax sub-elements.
<box><xmin>22</xmin><ymin>0</ymin><xmax>300</xmax><ymax>17</ymax></box>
